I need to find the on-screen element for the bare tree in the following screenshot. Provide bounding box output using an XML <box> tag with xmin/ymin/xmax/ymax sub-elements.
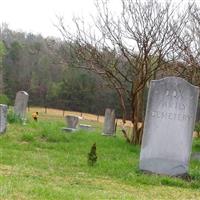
<box><xmin>57</xmin><ymin>0</ymin><xmax>187</xmax><ymax>144</ymax></box>
<box><xmin>174</xmin><ymin>2</ymin><xmax>200</xmax><ymax>86</ymax></box>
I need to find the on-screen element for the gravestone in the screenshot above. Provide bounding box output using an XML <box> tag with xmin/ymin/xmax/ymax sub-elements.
<box><xmin>140</xmin><ymin>77</ymin><xmax>199</xmax><ymax>176</ymax></box>
<box><xmin>0</xmin><ymin>104</ymin><xmax>7</xmax><ymax>134</ymax></box>
<box><xmin>65</xmin><ymin>115</ymin><xmax>79</xmax><ymax>129</ymax></box>
<box><xmin>102</xmin><ymin>108</ymin><xmax>116</xmax><ymax>135</ymax></box>
<box><xmin>14</xmin><ymin>91</ymin><xmax>29</xmax><ymax>119</ymax></box>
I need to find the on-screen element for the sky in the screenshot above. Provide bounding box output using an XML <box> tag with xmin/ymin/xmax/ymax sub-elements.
<box><xmin>0</xmin><ymin>0</ymin><xmax>97</xmax><ymax>38</ymax></box>
<box><xmin>0</xmin><ymin>0</ymin><xmax>195</xmax><ymax>39</ymax></box>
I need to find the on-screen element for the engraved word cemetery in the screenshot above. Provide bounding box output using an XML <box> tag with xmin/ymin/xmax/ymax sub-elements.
<box><xmin>140</xmin><ymin>77</ymin><xmax>199</xmax><ymax>177</ymax></box>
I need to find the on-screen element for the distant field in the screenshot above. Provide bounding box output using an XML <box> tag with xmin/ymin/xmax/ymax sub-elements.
<box><xmin>27</xmin><ymin>107</ymin><xmax>135</xmax><ymax>136</ymax></box>
<box><xmin>27</xmin><ymin>107</ymin><xmax>197</xmax><ymax>137</ymax></box>
<box><xmin>27</xmin><ymin>106</ymin><xmax>133</xmax><ymax>125</ymax></box>
<box><xmin>28</xmin><ymin>107</ymin><xmax>95</xmax><ymax>120</ymax></box>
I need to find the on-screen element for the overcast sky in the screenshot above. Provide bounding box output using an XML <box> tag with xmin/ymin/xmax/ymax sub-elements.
<box><xmin>0</xmin><ymin>0</ymin><xmax>98</xmax><ymax>38</ymax></box>
<box><xmin>0</xmin><ymin>0</ymin><xmax>194</xmax><ymax>39</ymax></box>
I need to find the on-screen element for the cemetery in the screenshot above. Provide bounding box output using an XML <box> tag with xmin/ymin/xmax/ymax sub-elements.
<box><xmin>1</xmin><ymin>77</ymin><xmax>200</xmax><ymax>199</ymax></box>
<box><xmin>1</xmin><ymin>0</ymin><xmax>200</xmax><ymax>199</ymax></box>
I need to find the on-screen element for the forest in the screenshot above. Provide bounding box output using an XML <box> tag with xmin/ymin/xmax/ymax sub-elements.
<box><xmin>0</xmin><ymin>24</ymin><xmax>123</xmax><ymax>116</ymax></box>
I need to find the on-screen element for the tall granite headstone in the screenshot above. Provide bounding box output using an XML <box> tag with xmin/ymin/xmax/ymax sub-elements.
<box><xmin>140</xmin><ymin>77</ymin><xmax>199</xmax><ymax>176</ymax></box>
<box><xmin>14</xmin><ymin>91</ymin><xmax>29</xmax><ymax>119</ymax></box>
<box><xmin>102</xmin><ymin>108</ymin><xmax>116</xmax><ymax>135</ymax></box>
<box><xmin>0</xmin><ymin>104</ymin><xmax>7</xmax><ymax>134</ymax></box>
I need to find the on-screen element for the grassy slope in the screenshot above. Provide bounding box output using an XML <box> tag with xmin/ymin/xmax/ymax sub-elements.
<box><xmin>0</xmin><ymin>114</ymin><xmax>200</xmax><ymax>199</ymax></box>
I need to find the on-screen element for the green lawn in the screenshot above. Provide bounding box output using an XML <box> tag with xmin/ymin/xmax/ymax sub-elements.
<box><xmin>0</xmin><ymin>117</ymin><xmax>200</xmax><ymax>200</ymax></box>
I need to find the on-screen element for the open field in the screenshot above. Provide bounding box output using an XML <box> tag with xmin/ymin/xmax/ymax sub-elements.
<box><xmin>28</xmin><ymin>107</ymin><xmax>134</xmax><ymax>126</ymax></box>
<box><xmin>0</xmin><ymin>108</ymin><xmax>200</xmax><ymax>199</ymax></box>
<box><xmin>27</xmin><ymin>107</ymin><xmax>197</xmax><ymax>137</ymax></box>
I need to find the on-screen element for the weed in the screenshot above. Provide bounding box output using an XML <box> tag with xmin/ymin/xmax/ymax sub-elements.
<box><xmin>7</xmin><ymin>110</ymin><xmax>23</xmax><ymax>124</ymax></box>
<box><xmin>20</xmin><ymin>133</ymin><xmax>35</xmax><ymax>142</ymax></box>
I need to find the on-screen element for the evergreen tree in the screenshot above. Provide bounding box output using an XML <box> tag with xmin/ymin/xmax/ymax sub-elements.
<box><xmin>88</xmin><ymin>143</ymin><xmax>97</xmax><ymax>166</ymax></box>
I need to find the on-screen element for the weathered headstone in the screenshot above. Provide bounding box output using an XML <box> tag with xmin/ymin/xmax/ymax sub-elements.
<box><xmin>102</xmin><ymin>108</ymin><xmax>116</xmax><ymax>135</ymax></box>
<box><xmin>62</xmin><ymin>115</ymin><xmax>80</xmax><ymax>132</ymax></box>
<box><xmin>14</xmin><ymin>91</ymin><xmax>29</xmax><ymax>119</ymax></box>
<box><xmin>0</xmin><ymin>104</ymin><xmax>7</xmax><ymax>134</ymax></box>
<box><xmin>65</xmin><ymin>115</ymin><xmax>79</xmax><ymax>129</ymax></box>
<box><xmin>140</xmin><ymin>77</ymin><xmax>199</xmax><ymax>176</ymax></box>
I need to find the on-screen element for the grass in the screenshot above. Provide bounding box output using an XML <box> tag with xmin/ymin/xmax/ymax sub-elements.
<box><xmin>0</xmin><ymin>112</ymin><xmax>200</xmax><ymax>199</ymax></box>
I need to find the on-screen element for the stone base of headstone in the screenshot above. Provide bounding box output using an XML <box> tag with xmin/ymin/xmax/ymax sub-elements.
<box><xmin>79</xmin><ymin>124</ymin><xmax>92</xmax><ymax>130</ymax></box>
<box><xmin>174</xmin><ymin>173</ymin><xmax>192</xmax><ymax>181</ymax></box>
<box><xmin>141</xmin><ymin>169</ymin><xmax>191</xmax><ymax>180</ymax></box>
<box><xmin>61</xmin><ymin>127</ymin><xmax>77</xmax><ymax>132</ymax></box>
<box><xmin>62</xmin><ymin>124</ymin><xmax>94</xmax><ymax>132</ymax></box>
<box><xmin>101</xmin><ymin>133</ymin><xmax>116</xmax><ymax>137</ymax></box>
<box><xmin>140</xmin><ymin>158</ymin><xmax>187</xmax><ymax>176</ymax></box>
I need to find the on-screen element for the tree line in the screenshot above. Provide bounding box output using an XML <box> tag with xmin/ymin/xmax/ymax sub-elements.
<box><xmin>57</xmin><ymin>0</ymin><xmax>200</xmax><ymax>144</ymax></box>
<box><xmin>0</xmin><ymin>24</ymin><xmax>124</xmax><ymax>116</ymax></box>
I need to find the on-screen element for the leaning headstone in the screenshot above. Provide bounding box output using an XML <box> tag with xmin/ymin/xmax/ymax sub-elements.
<box><xmin>0</xmin><ymin>104</ymin><xmax>7</xmax><ymax>134</ymax></box>
<box><xmin>102</xmin><ymin>108</ymin><xmax>116</xmax><ymax>135</ymax></box>
<box><xmin>140</xmin><ymin>77</ymin><xmax>199</xmax><ymax>176</ymax></box>
<box><xmin>14</xmin><ymin>91</ymin><xmax>29</xmax><ymax>119</ymax></box>
<box><xmin>62</xmin><ymin>115</ymin><xmax>79</xmax><ymax>132</ymax></box>
<box><xmin>65</xmin><ymin>115</ymin><xmax>79</xmax><ymax>128</ymax></box>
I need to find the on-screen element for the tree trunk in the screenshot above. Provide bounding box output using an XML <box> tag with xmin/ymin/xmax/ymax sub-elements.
<box><xmin>130</xmin><ymin>88</ymin><xmax>144</xmax><ymax>145</ymax></box>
